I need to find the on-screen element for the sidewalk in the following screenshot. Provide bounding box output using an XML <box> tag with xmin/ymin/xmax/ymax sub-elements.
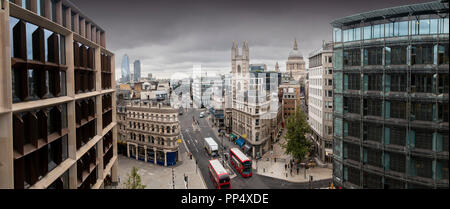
<box><xmin>255</xmin><ymin>128</ymin><xmax>332</xmax><ymax>183</ymax></box>
<box><xmin>255</xmin><ymin>159</ymin><xmax>332</xmax><ymax>183</ymax></box>
<box><xmin>116</xmin><ymin>145</ymin><xmax>207</xmax><ymax>189</ymax></box>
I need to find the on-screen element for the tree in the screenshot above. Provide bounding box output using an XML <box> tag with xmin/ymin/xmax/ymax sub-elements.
<box><xmin>282</xmin><ymin>106</ymin><xmax>312</xmax><ymax>163</ymax></box>
<box><xmin>123</xmin><ymin>166</ymin><xmax>146</xmax><ymax>189</ymax></box>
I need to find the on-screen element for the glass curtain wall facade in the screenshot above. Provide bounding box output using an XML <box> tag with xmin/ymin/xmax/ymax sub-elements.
<box><xmin>331</xmin><ymin>1</ymin><xmax>448</xmax><ymax>189</ymax></box>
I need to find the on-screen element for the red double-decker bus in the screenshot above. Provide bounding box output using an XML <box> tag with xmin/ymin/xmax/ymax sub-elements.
<box><xmin>208</xmin><ymin>159</ymin><xmax>230</xmax><ymax>189</ymax></box>
<box><xmin>229</xmin><ymin>147</ymin><xmax>252</xmax><ymax>177</ymax></box>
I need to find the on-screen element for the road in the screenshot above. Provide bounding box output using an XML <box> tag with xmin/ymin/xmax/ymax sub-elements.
<box><xmin>179</xmin><ymin>108</ymin><xmax>331</xmax><ymax>189</ymax></box>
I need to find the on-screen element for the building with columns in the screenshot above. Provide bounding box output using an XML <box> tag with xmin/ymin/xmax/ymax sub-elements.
<box><xmin>286</xmin><ymin>39</ymin><xmax>306</xmax><ymax>83</ymax></box>
<box><xmin>0</xmin><ymin>0</ymin><xmax>117</xmax><ymax>189</ymax></box>
<box><xmin>124</xmin><ymin>101</ymin><xmax>180</xmax><ymax>166</ymax></box>
<box><xmin>307</xmin><ymin>41</ymin><xmax>334</xmax><ymax>164</ymax></box>
<box><xmin>231</xmin><ymin>41</ymin><xmax>282</xmax><ymax>158</ymax></box>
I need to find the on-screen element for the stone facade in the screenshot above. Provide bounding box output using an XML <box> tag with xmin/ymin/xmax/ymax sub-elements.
<box><xmin>307</xmin><ymin>41</ymin><xmax>334</xmax><ymax>163</ymax></box>
<box><xmin>122</xmin><ymin>101</ymin><xmax>180</xmax><ymax>166</ymax></box>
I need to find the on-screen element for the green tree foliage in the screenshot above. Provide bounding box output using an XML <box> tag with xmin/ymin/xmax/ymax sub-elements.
<box><xmin>123</xmin><ymin>166</ymin><xmax>146</xmax><ymax>189</ymax></box>
<box><xmin>282</xmin><ymin>107</ymin><xmax>312</xmax><ymax>163</ymax></box>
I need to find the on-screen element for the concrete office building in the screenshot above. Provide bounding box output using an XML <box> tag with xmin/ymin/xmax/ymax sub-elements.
<box><xmin>0</xmin><ymin>0</ymin><xmax>117</xmax><ymax>189</ymax></box>
<box><xmin>278</xmin><ymin>80</ymin><xmax>301</xmax><ymax>120</ymax></box>
<box><xmin>331</xmin><ymin>0</ymin><xmax>448</xmax><ymax>188</ymax></box>
<box><xmin>124</xmin><ymin>101</ymin><xmax>180</xmax><ymax>166</ymax></box>
<box><xmin>308</xmin><ymin>41</ymin><xmax>334</xmax><ymax>164</ymax></box>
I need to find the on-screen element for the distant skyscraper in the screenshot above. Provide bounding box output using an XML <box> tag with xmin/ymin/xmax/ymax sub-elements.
<box><xmin>134</xmin><ymin>60</ymin><xmax>141</xmax><ymax>82</ymax></box>
<box><xmin>121</xmin><ymin>54</ymin><xmax>130</xmax><ymax>82</ymax></box>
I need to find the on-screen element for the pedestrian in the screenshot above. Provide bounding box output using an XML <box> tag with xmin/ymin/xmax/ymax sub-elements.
<box><xmin>118</xmin><ymin>176</ymin><xmax>120</xmax><ymax>183</ymax></box>
<box><xmin>285</xmin><ymin>164</ymin><xmax>287</xmax><ymax>170</ymax></box>
<box><xmin>297</xmin><ymin>167</ymin><xmax>299</xmax><ymax>175</ymax></box>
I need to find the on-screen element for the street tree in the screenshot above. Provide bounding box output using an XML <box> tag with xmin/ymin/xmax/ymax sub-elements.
<box><xmin>123</xmin><ymin>166</ymin><xmax>147</xmax><ymax>189</ymax></box>
<box><xmin>282</xmin><ymin>106</ymin><xmax>312</xmax><ymax>163</ymax></box>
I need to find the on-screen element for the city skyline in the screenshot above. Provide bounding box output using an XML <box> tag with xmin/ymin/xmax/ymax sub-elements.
<box><xmin>73</xmin><ymin>0</ymin><xmax>430</xmax><ymax>79</ymax></box>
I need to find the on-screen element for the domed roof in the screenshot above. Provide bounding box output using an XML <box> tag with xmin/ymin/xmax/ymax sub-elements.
<box><xmin>288</xmin><ymin>39</ymin><xmax>303</xmax><ymax>59</ymax></box>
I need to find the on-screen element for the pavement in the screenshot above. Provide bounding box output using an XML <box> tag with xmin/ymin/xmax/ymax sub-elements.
<box><xmin>116</xmin><ymin>143</ymin><xmax>207</xmax><ymax>189</ymax></box>
<box><xmin>254</xmin><ymin>131</ymin><xmax>333</xmax><ymax>183</ymax></box>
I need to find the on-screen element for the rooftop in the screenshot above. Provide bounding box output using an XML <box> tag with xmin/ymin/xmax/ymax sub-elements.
<box><xmin>330</xmin><ymin>1</ymin><xmax>449</xmax><ymax>27</ymax></box>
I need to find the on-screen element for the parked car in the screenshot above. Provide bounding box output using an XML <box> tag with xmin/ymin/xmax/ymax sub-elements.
<box><xmin>199</xmin><ymin>112</ymin><xmax>205</xmax><ymax>118</ymax></box>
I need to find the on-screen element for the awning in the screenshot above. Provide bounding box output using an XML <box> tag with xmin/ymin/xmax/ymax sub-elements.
<box><xmin>325</xmin><ymin>148</ymin><xmax>333</xmax><ymax>156</ymax></box>
<box><xmin>235</xmin><ymin>137</ymin><xmax>245</xmax><ymax>148</ymax></box>
<box><xmin>243</xmin><ymin>144</ymin><xmax>252</xmax><ymax>154</ymax></box>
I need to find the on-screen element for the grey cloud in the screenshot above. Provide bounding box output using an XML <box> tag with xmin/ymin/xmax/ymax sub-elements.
<box><xmin>72</xmin><ymin>0</ymin><xmax>431</xmax><ymax>79</ymax></box>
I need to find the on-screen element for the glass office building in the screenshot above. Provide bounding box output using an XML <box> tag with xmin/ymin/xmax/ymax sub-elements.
<box><xmin>331</xmin><ymin>0</ymin><xmax>448</xmax><ymax>189</ymax></box>
<box><xmin>121</xmin><ymin>54</ymin><xmax>130</xmax><ymax>83</ymax></box>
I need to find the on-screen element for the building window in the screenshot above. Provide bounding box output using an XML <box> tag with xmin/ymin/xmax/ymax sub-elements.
<box><xmin>438</xmin><ymin>44</ymin><xmax>449</xmax><ymax>65</ymax></box>
<box><xmin>346</xmin><ymin>120</ymin><xmax>360</xmax><ymax>138</ymax></box>
<box><xmin>385</xmin><ymin>45</ymin><xmax>407</xmax><ymax>65</ymax></box>
<box><xmin>411</xmin><ymin>74</ymin><xmax>434</xmax><ymax>93</ymax></box>
<box><xmin>344</xmin><ymin>97</ymin><xmax>360</xmax><ymax>114</ymax></box>
<box><xmin>411</xmin><ymin>102</ymin><xmax>433</xmax><ymax>121</ymax></box>
<box><xmin>343</xmin><ymin>48</ymin><xmax>361</xmax><ymax>66</ymax></box>
<box><xmin>346</xmin><ymin>73</ymin><xmax>360</xmax><ymax>90</ymax></box>
<box><xmin>364</xmin><ymin>47</ymin><xmax>383</xmax><ymax>65</ymax></box>
<box><xmin>10</xmin><ymin>17</ymin><xmax>66</xmax><ymax>103</ymax></box>
<box><xmin>366</xmin><ymin>74</ymin><xmax>382</xmax><ymax>91</ymax></box>
<box><xmin>390</xmin><ymin>74</ymin><xmax>407</xmax><ymax>92</ymax></box>
<box><xmin>364</xmin><ymin>99</ymin><xmax>382</xmax><ymax>117</ymax></box>
<box><xmin>411</xmin><ymin>44</ymin><xmax>434</xmax><ymax>65</ymax></box>
<box><xmin>389</xmin><ymin>152</ymin><xmax>406</xmax><ymax>173</ymax></box>
<box><xmin>390</xmin><ymin>101</ymin><xmax>406</xmax><ymax>119</ymax></box>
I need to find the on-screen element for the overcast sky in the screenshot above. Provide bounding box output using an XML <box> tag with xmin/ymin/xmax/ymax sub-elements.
<box><xmin>72</xmin><ymin>0</ymin><xmax>430</xmax><ymax>79</ymax></box>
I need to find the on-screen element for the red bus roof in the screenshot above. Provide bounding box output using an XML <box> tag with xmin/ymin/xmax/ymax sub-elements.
<box><xmin>209</xmin><ymin>159</ymin><xmax>228</xmax><ymax>176</ymax></box>
<box><xmin>230</xmin><ymin>147</ymin><xmax>251</xmax><ymax>162</ymax></box>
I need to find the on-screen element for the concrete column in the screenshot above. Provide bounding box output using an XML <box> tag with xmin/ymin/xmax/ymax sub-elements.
<box><xmin>73</xmin><ymin>13</ymin><xmax>79</xmax><ymax>33</ymax></box>
<box><xmin>69</xmin><ymin>163</ymin><xmax>78</xmax><ymax>189</ymax></box>
<box><xmin>65</xmin><ymin>7</ymin><xmax>71</xmax><ymax>30</ymax></box>
<box><xmin>144</xmin><ymin>145</ymin><xmax>147</xmax><ymax>162</ymax></box>
<box><xmin>96</xmin><ymin>30</ymin><xmax>101</xmax><ymax>45</ymax></box>
<box><xmin>96</xmin><ymin>138</ymin><xmax>104</xmax><ymax>183</ymax></box>
<box><xmin>30</xmin><ymin>0</ymin><xmax>37</xmax><ymax>13</ymax></box>
<box><xmin>91</xmin><ymin>26</ymin><xmax>96</xmax><ymax>43</ymax></box>
<box><xmin>79</xmin><ymin>18</ymin><xmax>85</xmax><ymax>37</ymax></box>
<box><xmin>100</xmin><ymin>32</ymin><xmax>106</xmax><ymax>47</ymax></box>
<box><xmin>135</xmin><ymin>145</ymin><xmax>138</xmax><ymax>160</ymax></box>
<box><xmin>164</xmin><ymin>150</ymin><xmax>167</xmax><ymax>167</ymax></box>
<box><xmin>0</xmin><ymin>5</ymin><xmax>13</xmax><ymax>188</ymax></box>
<box><xmin>154</xmin><ymin>147</ymin><xmax>157</xmax><ymax>165</ymax></box>
<box><xmin>55</xmin><ymin>0</ymin><xmax>62</xmax><ymax>25</ymax></box>
<box><xmin>126</xmin><ymin>143</ymin><xmax>130</xmax><ymax>157</ymax></box>
<box><xmin>111</xmin><ymin>157</ymin><xmax>118</xmax><ymax>183</ymax></box>
<box><xmin>252</xmin><ymin>147</ymin><xmax>256</xmax><ymax>158</ymax></box>
<box><xmin>86</xmin><ymin>22</ymin><xmax>91</xmax><ymax>40</ymax></box>
<box><xmin>44</xmin><ymin>0</ymin><xmax>50</xmax><ymax>19</ymax></box>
